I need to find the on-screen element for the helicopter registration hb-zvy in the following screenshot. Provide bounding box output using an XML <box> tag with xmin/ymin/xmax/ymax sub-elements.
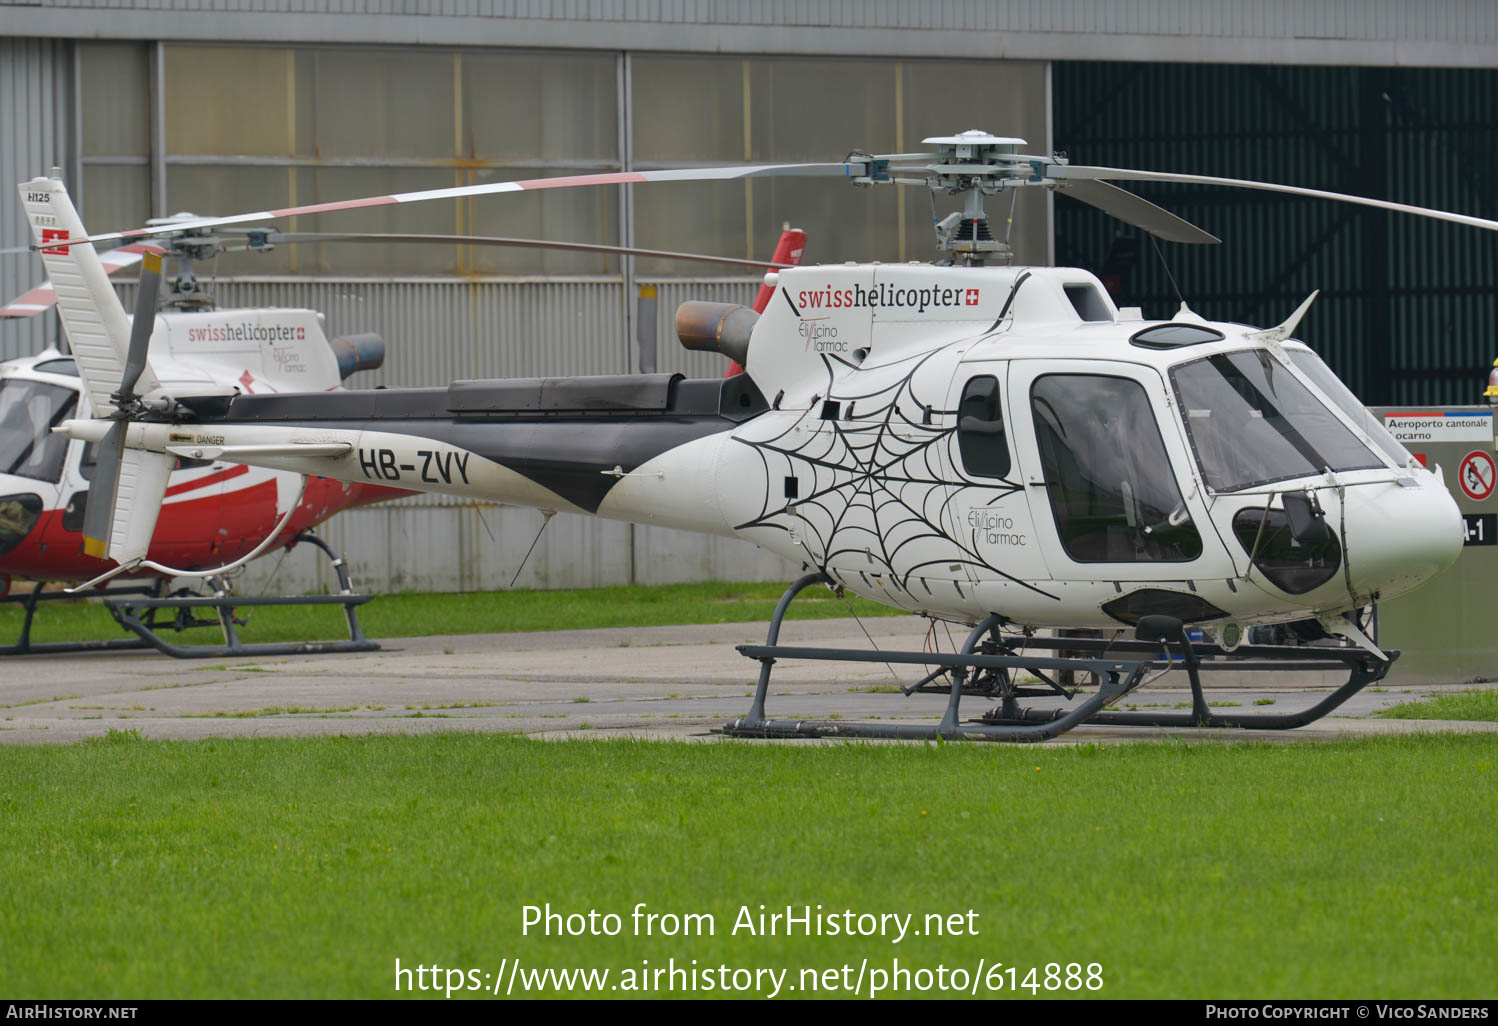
<box><xmin>27</xmin><ymin>131</ymin><xmax>1490</xmax><ymax>741</ymax></box>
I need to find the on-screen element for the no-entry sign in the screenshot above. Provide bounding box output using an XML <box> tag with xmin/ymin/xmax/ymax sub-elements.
<box><xmin>1458</xmin><ymin>450</ymin><xmax>1496</xmax><ymax>502</ymax></box>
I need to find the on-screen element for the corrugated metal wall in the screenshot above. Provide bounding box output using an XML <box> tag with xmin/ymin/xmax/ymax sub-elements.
<box><xmin>118</xmin><ymin>277</ymin><xmax>635</xmax><ymax>386</ymax></box>
<box><xmin>116</xmin><ymin>274</ymin><xmax>761</xmax><ymax>391</ymax></box>
<box><xmin>0</xmin><ymin>38</ymin><xmax>68</xmax><ymax>362</ymax></box>
<box><xmin>1054</xmin><ymin>62</ymin><xmax>1498</xmax><ymax>407</ymax></box>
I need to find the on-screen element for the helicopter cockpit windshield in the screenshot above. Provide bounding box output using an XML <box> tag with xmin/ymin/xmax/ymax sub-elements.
<box><xmin>1284</xmin><ymin>346</ymin><xmax>1417</xmax><ymax>470</ymax></box>
<box><xmin>0</xmin><ymin>377</ymin><xmax>78</xmax><ymax>484</ymax></box>
<box><xmin>1170</xmin><ymin>350</ymin><xmax>1384</xmax><ymax>493</ymax></box>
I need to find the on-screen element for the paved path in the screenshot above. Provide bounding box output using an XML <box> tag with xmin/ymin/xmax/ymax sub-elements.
<box><xmin>2</xmin><ymin>618</ymin><xmax>1493</xmax><ymax>745</ymax></box>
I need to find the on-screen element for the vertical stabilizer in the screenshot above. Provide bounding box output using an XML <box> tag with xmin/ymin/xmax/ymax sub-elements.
<box><xmin>101</xmin><ymin>446</ymin><xmax>174</xmax><ymax>564</ymax></box>
<box><xmin>17</xmin><ymin>174</ymin><xmax>159</xmax><ymax>415</ymax></box>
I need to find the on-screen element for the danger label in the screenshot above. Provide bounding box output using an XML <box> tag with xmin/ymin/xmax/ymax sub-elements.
<box><xmin>1458</xmin><ymin>450</ymin><xmax>1496</xmax><ymax>502</ymax></box>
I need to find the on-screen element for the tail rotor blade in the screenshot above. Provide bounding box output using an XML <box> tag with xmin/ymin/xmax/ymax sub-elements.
<box><xmin>119</xmin><ymin>251</ymin><xmax>162</xmax><ymax>400</ymax></box>
<box><xmin>82</xmin><ymin>422</ymin><xmax>126</xmax><ymax>559</ymax></box>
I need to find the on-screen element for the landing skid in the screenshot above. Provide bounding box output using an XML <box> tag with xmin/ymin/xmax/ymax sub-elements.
<box><xmin>0</xmin><ymin>581</ymin><xmax>160</xmax><ymax>656</ymax></box>
<box><xmin>0</xmin><ymin>533</ymin><xmax>379</xmax><ymax>659</ymax></box>
<box><xmin>720</xmin><ymin>574</ymin><xmax>1395</xmax><ymax>743</ymax></box>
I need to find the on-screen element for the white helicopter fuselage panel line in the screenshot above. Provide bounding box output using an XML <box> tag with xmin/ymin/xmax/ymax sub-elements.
<box><xmin>58</xmin><ymin>263</ymin><xmax>1465</xmax><ymax>635</ymax></box>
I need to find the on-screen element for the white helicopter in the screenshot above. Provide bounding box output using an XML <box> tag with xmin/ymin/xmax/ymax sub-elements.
<box><xmin>24</xmin><ymin>131</ymin><xmax>1494</xmax><ymax>740</ymax></box>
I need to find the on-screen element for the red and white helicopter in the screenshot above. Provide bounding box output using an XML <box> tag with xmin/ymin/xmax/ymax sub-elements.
<box><xmin>0</xmin><ymin>193</ymin><xmax>804</xmax><ymax>657</ymax></box>
<box><xmin>26</xmin><ymin>131</ymin><xmax>1495</xmax><ymax>738</ymax></box>
<box><xmin>0</xmin><ymin>208</ymin><xmax>406</xmax><ymax>656</ymax></box>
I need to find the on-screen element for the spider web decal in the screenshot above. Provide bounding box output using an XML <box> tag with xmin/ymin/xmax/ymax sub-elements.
<box><xmin>733</xmin><ymin>348</ymin><xmax>1059</xmax><ymax>601</ymax></box>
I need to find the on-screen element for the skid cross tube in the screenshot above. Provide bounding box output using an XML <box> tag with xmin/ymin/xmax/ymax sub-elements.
<box><xmin>104</xmin><ymin>533</ymin><xmax>377</xmax><ymax>658</ymax></box>
<box><xmin>979</xmin><ymin>616</ymin><xmax>1395</xmax><ymax>730</ymax></box>
<box><xmin>2</xmin><ymin>533</ymin><xmax>379</xmax><ymax>659</ymax></box>
<box><xmin>724</xmin><ymin>580</ymin><xmax>1152</xmax><ymax>742</ymax></box>
<box><xmin>722</xmin><ymin>580</ymin><xmax>1394</xmax><ymax>741</ymax></box>
<box><xmin>725</xmin><ymin>645</ymin><xmax>1150</xmax><ymax>742</ymax></box>
<box><xmin>0</xmin><ymin>580</ymin><xmax>162</xmax><ymax>656</ymax></box>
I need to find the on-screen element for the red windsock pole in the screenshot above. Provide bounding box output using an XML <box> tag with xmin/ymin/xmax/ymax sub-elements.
<box><xmin>727</xmin><ymin>226</ymin><xmax>806</xmax><ymax>376</ymax></box>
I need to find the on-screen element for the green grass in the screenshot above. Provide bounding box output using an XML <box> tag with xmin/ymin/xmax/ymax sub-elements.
<box><xmin>1375</xmin><ymin>690</ymin><xmax>1498</xmax><ymax>722</ymax></box>
<box><xmin>0</xmin><ymin>580</ymin><xmax>904</xmax><ymax>650</ymax></box>
<box><xmin>0</xmin><ymin>732</ymin><xmax>1493</xmax><ymax>999</ymax></box>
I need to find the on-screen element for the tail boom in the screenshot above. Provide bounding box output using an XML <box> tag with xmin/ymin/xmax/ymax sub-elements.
<box><xmin>58</xmin><ymin>381</ymin><xmax>750</xmax><ymax>540</ymax></box>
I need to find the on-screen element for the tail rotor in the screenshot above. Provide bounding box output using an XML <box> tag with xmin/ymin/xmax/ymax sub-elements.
<box><xmin>80</xmin><ymin>251</ymin><xmax>168</xmax><ymax>562</ymax></box>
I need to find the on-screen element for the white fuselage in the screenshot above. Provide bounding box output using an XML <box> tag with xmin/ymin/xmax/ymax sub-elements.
<box><xmin>67</xmin><ymin>264</ymin><xmax>1464</xmax><ymax>635</ymax></box>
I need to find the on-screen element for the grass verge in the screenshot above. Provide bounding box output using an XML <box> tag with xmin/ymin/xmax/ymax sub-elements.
<box><xmin>0</xmin><ymin>731</ymin><xmax>1493</xmax><ymax>998</ymax></box>
<box><xmin>1374</xmin><ymin>689</ymin><xmax>1498</xmax><ymax>722</ymax></box>
<box><xmin>0</xmin><ymin>579</ymin><xmax>903</xmax><ymax>648</ymax></box>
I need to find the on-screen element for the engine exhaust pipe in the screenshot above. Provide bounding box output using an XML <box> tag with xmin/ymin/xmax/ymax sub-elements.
<box><xmin>330</xmin><ymin>333</ymin><xmax>385</xmax><ymax>379</ymax></box>
<box><xmin>676</xmin><ymin>302</ymin><xmax>758</xmax><ymax>367</ymax></box>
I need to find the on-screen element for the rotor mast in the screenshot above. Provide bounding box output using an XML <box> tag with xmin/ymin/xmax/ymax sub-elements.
<box><xmin>863</xmin><ymin>131</ymin><xmax>1038</xmax><ymax>267</ymax></box>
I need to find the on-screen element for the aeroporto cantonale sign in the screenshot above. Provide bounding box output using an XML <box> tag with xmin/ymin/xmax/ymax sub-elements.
<box><xmin>1383</xmin><ymin>410</ymin><xmax>1493</xmax><ymax>444</ymax></box>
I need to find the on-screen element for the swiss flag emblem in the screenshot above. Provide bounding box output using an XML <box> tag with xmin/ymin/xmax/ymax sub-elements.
<box><xmin>40</xmin><ymin>228</ymin><xmax>69</xmax><ymax>255</ymax></box>
<box><xmin>964</xmin><ymin>289</ymin><xmax>980</xmax><ymax>306</ymax></box>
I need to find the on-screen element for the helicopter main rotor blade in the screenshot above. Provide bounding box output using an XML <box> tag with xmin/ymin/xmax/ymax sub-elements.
<box><xmin>1055</xmin><ymin>179</ymin><xmax>1221</xmax><ymax>245</ymax></box>
<box><xmin>56</xmin><ymin>163</ymin><xmax>867</xmax><ymax>249</ymax></box>
<box><xmin>265</xmin><ymin>233</ymin><xmax>795</xmax><ymax>270</ymax></box>
<box><xmin>44</xmin><ymin>137</ymin><xmax>1498</xmax><ymax>255</ymax></box>
<box><xmin>1050</xmin><ymin>164</ymin><xmax>1498</xmax><ymax>233</ymax></box>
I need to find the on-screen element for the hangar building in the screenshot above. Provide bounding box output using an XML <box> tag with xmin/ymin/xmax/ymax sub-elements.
<box><xmin>2</xmin><ymin>2</ymin><xmax>1495</xmax><ymax>591</ymax></box>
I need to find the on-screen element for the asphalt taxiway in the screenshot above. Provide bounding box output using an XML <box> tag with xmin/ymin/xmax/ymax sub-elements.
<box><xmin>1</xmin><ymin>618</ymin><xmax>1493</xmax><ymax>745</ymax></box>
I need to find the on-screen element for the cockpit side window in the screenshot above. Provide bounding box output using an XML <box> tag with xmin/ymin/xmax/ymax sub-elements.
<box><xmin>1030</xmin><ymin>374</ymin><xmax>1202</xmax><ymax>563</ymax></box>
<box><xmin>956</xmin><ymin>375</ymin><xmax>1010</xmax><ymax>479</ymax></box>
<box><xmin>0</xmin><ymin>379</ymin><xmax>77</xmax><ymax>484</ymax></box>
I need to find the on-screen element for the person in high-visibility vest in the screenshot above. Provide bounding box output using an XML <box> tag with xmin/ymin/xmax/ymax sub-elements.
<box><xmin>1486</xmin><ymin>358</ymin><xmax>1498</xmax><ymax>404</ymax></box>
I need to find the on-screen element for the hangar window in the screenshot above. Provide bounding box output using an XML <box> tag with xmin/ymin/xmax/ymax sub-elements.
<box><xmin>75</xmin><ymin>47</ymin><xmax>1050</xmax><ymax>276</ymax></box>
